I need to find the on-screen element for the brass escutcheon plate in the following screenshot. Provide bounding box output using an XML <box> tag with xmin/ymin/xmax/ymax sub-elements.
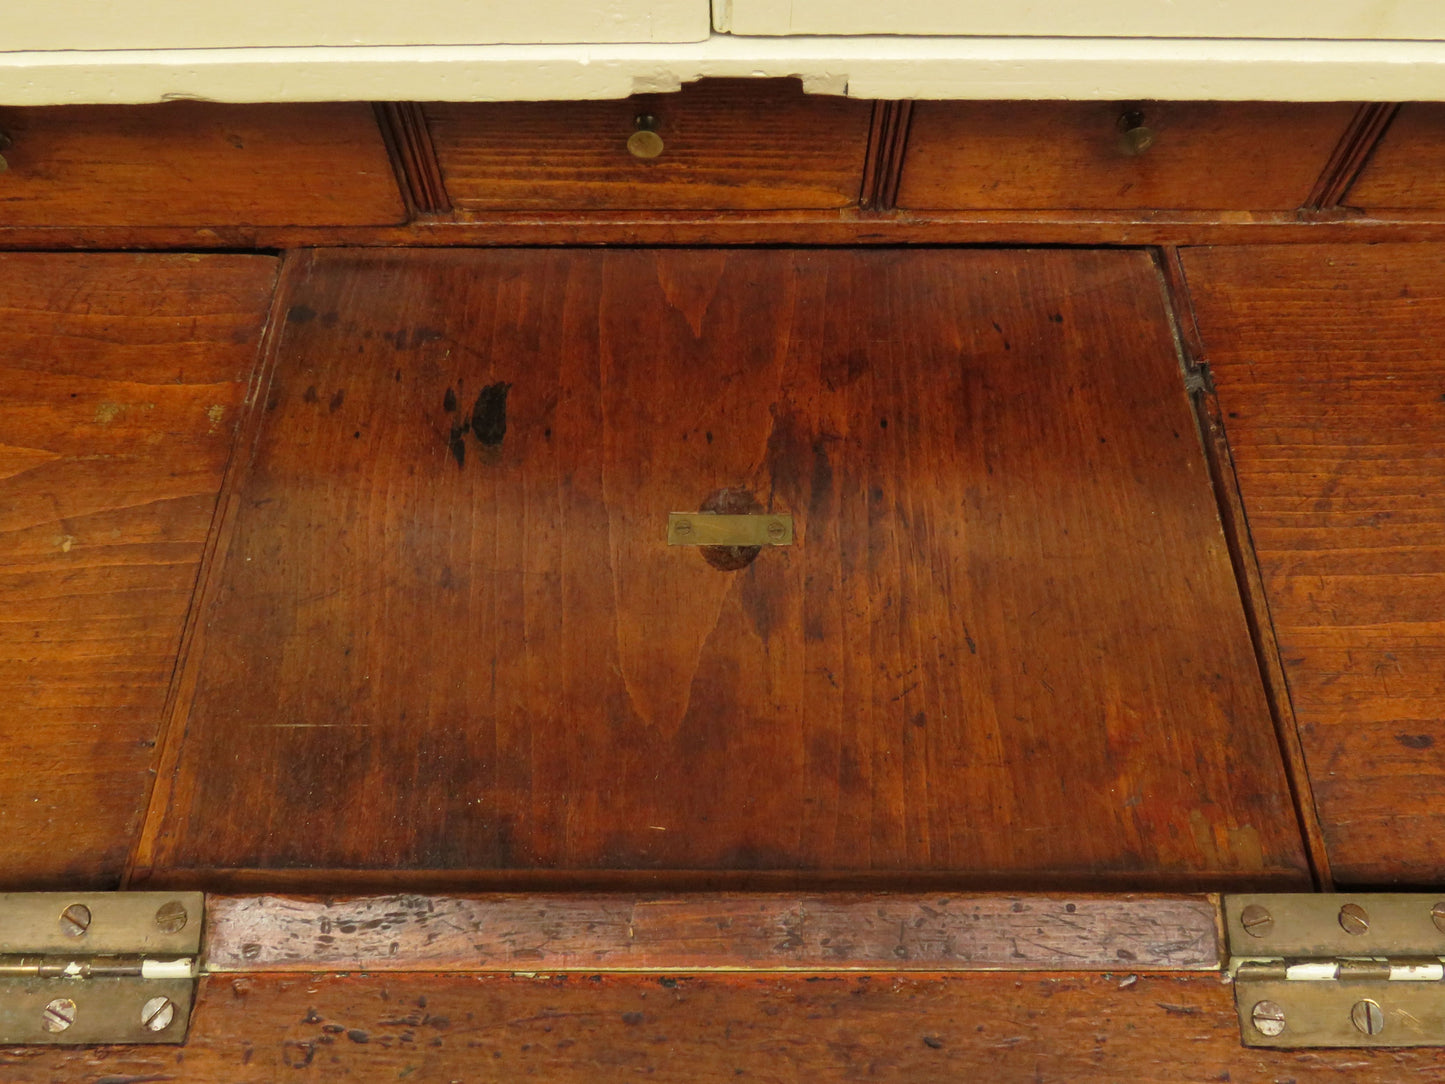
<box><xmin>667</xmin><ymin>512</ymin><xmax>793</xmax><ymax>547</ymax></box>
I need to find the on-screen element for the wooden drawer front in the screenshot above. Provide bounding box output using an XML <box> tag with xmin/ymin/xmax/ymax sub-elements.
<box><xmin>897</xmin><ymin>101</ymin><xmax>1355</xmax><ymax>212</ymax></box>
<box><xmin>425</xmin><ymin>80</ymin><xmax>873</xmax><ymax>212</ymax></box>
<box><xmin>0</xmin><ymin>102</ymin><xmax>406</xmax><ymax>228</ymax></box>
<box><xmin>1346</xmin><ymin>105</ymin><xmax>1445</xmax><ymax>210</ymax></box>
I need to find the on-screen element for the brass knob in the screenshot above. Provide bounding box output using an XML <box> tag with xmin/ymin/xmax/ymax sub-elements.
<box><xmin>627</xmin><ymin>114</ymin><xmax>664</xmax><ymax>160</ymax></box>
<box><xmin>1117</xmin><ymin>110</ymin><xmax>1154</xmax><ymax>157</ymax></box>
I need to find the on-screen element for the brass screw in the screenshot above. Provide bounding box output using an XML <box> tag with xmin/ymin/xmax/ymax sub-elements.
<box><xmin>766</xmin><ymin>520</ymin><xmax>787</xmax><ymax>542</ymax></box>
<box><xmin>59</xmin><ymin>903</ymin><xmax>92</xmax><ymax>938</ymax></box>
<box><xmin>154</xmin><ymin>900</ymin><xmax>189</xmax><ymax>935</ymax></box>
<box><xmin>42</xmin><ymin>998</ymin><xmax>76</xmax><ymax>1033</ymax></box>
<box><xmin>1350</xmin><ymin>998</ymin><xmax>1385</xmax><ymax>1037</ymax></box>
<box><xmin>1339</xmin><ymin>903</ymin><xmax>1370</xmax><ymax>936</ymax></box>
<box><xmin>1250</xmin><ymin>1000</ymin><xmax>1286</xmax><ymax>1037</ymax></box>
<box><xmin>673</xmin><ymin>518</ymin><xmax>692</xmax><ymax>536</ymax></box>
<box><xmin>142</xmin><ymin>996</ymin><xmax>176</xmax><ymax>1033</ymax></box>
<box><xmin>1239</xmin><ymin>904</ymin><xmax>1274</xmax><ymax>937</ymax></box>
<box><xmin>1431</xmin><ymin>901</ymin><xmax>1445</xmax><ymax>935</ymax></box>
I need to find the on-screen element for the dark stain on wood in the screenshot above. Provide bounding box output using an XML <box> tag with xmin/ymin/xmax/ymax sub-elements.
<box><xmin>469</xmin><ymin>382</ymin><xmax>512</xmax><ymax>446</ymax></box>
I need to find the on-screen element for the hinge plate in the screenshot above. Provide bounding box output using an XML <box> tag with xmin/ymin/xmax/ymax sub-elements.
<box><xmin>1227</xmin><ymin>894</ymin><xmax>1445</xmax><ymax>1048</ymax></box>
<box><xmin>0</xmin><ymin>892</ymin><xmax>202</xmax><ymax>1045</ymax></box>
<box><xmin>0</xmin><ymin>975</ymin><xmax>196</xmax><ymax>1045</ymax></box>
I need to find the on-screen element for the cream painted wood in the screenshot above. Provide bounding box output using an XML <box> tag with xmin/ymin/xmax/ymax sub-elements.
<box><xmin>4</xmin><ymin>36</ymin><xmax>1445</xmax><ymax>106</ymax></box>
<box><xmin>718</xmin><ymin>0</ymin><xmax>1445</xmax><ymax>41</ymax></box>
<box><xmin>9</xmin><ymin>0</ymin><xmax>710</xmax><ymax>50</ymax></box>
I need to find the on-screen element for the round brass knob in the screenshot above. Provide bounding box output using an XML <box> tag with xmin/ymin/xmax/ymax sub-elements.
<box><xmin>1117</xmin><ymin>110</ymin><xmax>1154</xmax><ymax>157</ymax></box>
<box><xmin>627</xmin><ymin>114</ymin><xmax>664</xmax><ymax>160</ymax></box>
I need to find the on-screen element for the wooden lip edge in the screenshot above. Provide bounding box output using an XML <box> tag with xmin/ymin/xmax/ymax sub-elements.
<box><xmin>1162</xmin><ymin>247</ymin><xmax>1336</xmax><ymax>892</ymax></box>
<box><xmin>201</xmin><ymin>891</ymin><xmax>1223</xmax><ymax>975</ymax></box>
<box><xmin>10</xmin><ymin>209</ymin><xmax>1445</xmax><ymax>250</ymax></box>
<box><xmin>124</xmin><ymin>252</ymin><xmax>313</xmax><ymax>887</ymax></box>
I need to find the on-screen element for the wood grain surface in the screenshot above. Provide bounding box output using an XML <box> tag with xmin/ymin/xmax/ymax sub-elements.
<box><xmin>0</xmin><ymin>253</ymin><xmax>278</xmax><ymax>888</ymax></box>
<box><xmin>5</xmin><ymin>970</ymin><xmax>1443</xmax><ymax>1082</ymax></box>
<box><xmin>1345</xmin><ymin>105</ymin><xmax>1445</xmax><ymax>210</ymax></box>
<box><xmin>143</xmin><ymin>247</ymin><xmax>1306</xmax><ymax>886</ymax></box>
<box><xmin>1182</xmin><ymin>243</ymin><xmax>1445</xmax><ymax>885</ymax></box>
<box><xmin>426</xmin><ymin>80</ymin><xmax>872</xmax><ymax>212</ymax></box>
<box><xmin>204</xmin><ymin>893</ymin><xmax>1220</xmax><ymax>972</ymax></box>
<box><xmin>897</xmin><ymin>101</ymin><xmax>1356</xmax><ymax>212</ymax></box>
<box><xmin>0</xmin><ymin>102</ymin><xmax>406</xmax><ymax>227</ymax></box>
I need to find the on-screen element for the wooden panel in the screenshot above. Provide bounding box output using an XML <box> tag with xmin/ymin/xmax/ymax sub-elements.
<box><xmin>205</xmin><ymin>893</ymin><xmax>1221</xmax><ymax>972</ymax></box>
<box><xmin>7</xmin><ymin>0</ymin><xmax>707</xmax><ymax>50</ymax></box>
<box><xmin>1181</xmin><ymin>243</ymin><xmax>1445</xmax><ymax>885</ymax></box>
<box><xmin>142</xmin><ymin>247</ymin><xmax>1306</xmax><ymax>886</ymax></box>
<box><xmin>1347</xmin><ymin>104</ymin><xmax>1445</xmax><ymax>210</ymax></box>
<box><xmin>0</xmin><ymin>102</ymin><xmax>406</xmax><ymax>227</ymax></box>
<box><xmin>426</xmin><ymin>81</ymin><xmax>872</xmax><ymax>212</ymax></box>
<box><xmin>4</xmin><ymin>970</ymin><xmax>1439</xmax><ymax>1081</ymax></box>
<box><xmin>0</xmin><ymin>253</ymin><xmax>277</xmax><ymax>888</ymax></box>
<box><xmin>897</xmin><ymin>101</ymin><xmax>1355</xmax><ymax>212</ymax></box>
<box><xmin>723</xmin><ymin>0</ymin><xmax>1445</xmax><ymax>40</ymax></box>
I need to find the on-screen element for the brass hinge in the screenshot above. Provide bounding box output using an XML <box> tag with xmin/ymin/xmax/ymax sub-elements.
<box><xmin>1226</xmin><ymin>894</ymin><xmax>1445</xmax><ymax>1048</ymax></box>
<box><xmin>0</xmin><ymin>892</ymin><xmax>202</xmax><ymax>1045</ymax></box>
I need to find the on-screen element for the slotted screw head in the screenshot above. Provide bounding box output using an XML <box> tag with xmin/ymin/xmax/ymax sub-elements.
<box><xmin>1431</xmin><ymin>901</ymin><xmax>1445</xmax><ymax>935</ymax></box>
<box><xmin>42</xmin><ymin>998</ymin><xmax>76</xmax><ymax>1033</ymax></box>
<box><xmin>1239</xmin><ymin>904</ymin><xmax>1274</xmax><ymax>937</ymax></box>
<box><xmin>766</xmin><ymin>520</ymin><xmax>787</xmax><ymax>541</ymax></box>
<box><xmin>1251</xmin><ymin>1000</ymin><xmax>1286</xmax><ymax>1037</ymax></box>
<box><xmin>1351</xmin><ymin>998</ymin><xmax>1385</xmax><ymax>1037</ymax></box>
<box><xmin>673</xmin><ymin>519</ymin><xmax>692</xmax><ymax>535</ymax></box>
<box><xmin>59</xmin><ymin>903</ymin><xmax>91</xmax><ymax>938</ymax></box>
<box><xmin>142</xmin><ymin>996</ymin><xmax>176</xmax><ymax>1033</ymax></box>
<box><xmin>154</xmin><ymin>900</ymin><xmax>188</xmax><ymax>934</ymax></box>
<box><xmin>1339</xmin><ymin>903</ymin><xmax>1370</xmax><ymax>936</ymax></box>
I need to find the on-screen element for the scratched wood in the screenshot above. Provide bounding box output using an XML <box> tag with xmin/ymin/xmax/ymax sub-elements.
<box><xmin>1182</xmin><ymin>243</ymin><xmax>1445</xmax><ymax>886</ymax></box>
<box><xmin>141</xmin><ymin>247</ymin><xmax>1306</xmax><ymax>887</ymax></box>
<box><xmin>0</xmin><ymin>253</ymin><xmax>278</xmax><ymax>888</ymax></box>
<box><xmin>203</xmin><ymin>893</ymin><xmax>1220</xmax><ymax>972</ymax></box>
<box><xmin>5</xmin><ymin>971</ymin><xmax>1442</xmax><ymax>1082</ymax></box>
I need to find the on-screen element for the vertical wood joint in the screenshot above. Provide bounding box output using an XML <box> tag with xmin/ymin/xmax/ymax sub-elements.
<box><xmin>374</xmin><ymin>102</ymin><xmax>452</xmax><ymax>217</ymax></box>
<box><xmin>1304</xmin><ymin>103</ymin><xmax>1400</xmax><ymax>211</ymax></box>
<box><xmin>859</xmin><ymin>100</ymin><xmax>913</xmax><ymax>212</ymax></box>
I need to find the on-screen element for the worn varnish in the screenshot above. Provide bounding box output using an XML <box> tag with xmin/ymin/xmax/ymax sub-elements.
<box><xmin>1182</xmin><ymin>243</ymin><xmax>1445</xmax><ymax>885</ymax></box>
<box><xmin>204</xmin><ymin>893</ymin><xmax>1220</xmax><ymax>972</ymax></box>
<box><xmin>0</xmin><ymin>253</ymin><xmax>277</xmax><ymax>888</ymax></box>
<box><xmin>0</xmin><ymin>102</ymin><xmax>406</xmax><ymax>227</ymax></box>
<box><xmin>896</xmin><ymin>101</ymin><xmax>1356</xmax><ymax>211</ymax></box>
<box><xmin>139</xmin><ymin>247</ymin><xmax>1305</xmax><ymax>886</ymax></box>
<box><xmin>4</xmin><ymin>970</ymin><xmax>1441</xmax><ymax>1081</ymax></box>
<box><xmin>1345</xmin><ymin>105</ymin><xmax>1445</xmax><ymax>210</ymax></box>
<box><xmin>425</xmin><ymin>80</ymin><xmax>873</xmax><ymax>212</ymax></box>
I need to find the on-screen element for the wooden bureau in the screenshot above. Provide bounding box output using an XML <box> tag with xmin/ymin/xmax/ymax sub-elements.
<box><xmin>3</xmin><ymin>81</ymin><xmax>1445</xmax><ymax>1078</ymax></box>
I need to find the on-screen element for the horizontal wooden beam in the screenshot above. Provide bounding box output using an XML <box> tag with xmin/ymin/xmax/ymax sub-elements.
<box><xmin>8</xmin><ymin>36</ymin><xmax>1445</xmax><ymax>106</ymax></box>
<box><xmin>5</xmin><ymin>970</ymin><xmax>1439</xmax><ymax>1082</ymax></box>
<box><xmin>204</xmin><ymin>893</ymin><xmax>1221</xmax><ymax>973</ymax></box>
